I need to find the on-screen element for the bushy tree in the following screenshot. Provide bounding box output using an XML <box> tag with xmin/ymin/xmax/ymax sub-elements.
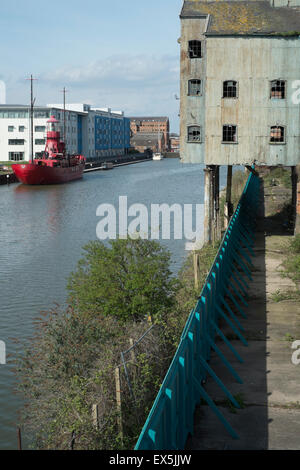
<box><xmin>67</xmin><ymin>238</ymin><xmax>178</xmax><ymax>322</ymax></box>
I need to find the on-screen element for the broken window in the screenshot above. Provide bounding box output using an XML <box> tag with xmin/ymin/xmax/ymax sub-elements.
<box><xmin>188</xmin><ymin>41</ymin><xmax>202</xmax><ymax>59</ymax></box>
<box><xmin>223</xmin><ymin>81</ymin><xmax>238</xmax><ymax>98</ymax></box>
<box><xmin>222</xmin><ymin>125</ymin><xmax>237</xmax><ymax>143</ymax></box>
<box><xmin>270</xmin><ymin>126</ymin><xmax>285</xmax><ymax>143</ymax></box>
<box><xmin>188</xmin><ymin>79</ymin><xmax>202</xmax><ymax>96</ymax></box>
<box><xmin>187</xmin><ymin>125</ymin><xmax>201</xmax><ymax>142</ymax></box>
<box><xmin>270</xmin><ymin>80</ymin><xmax>285</xmax><ymax>99</ymax></box>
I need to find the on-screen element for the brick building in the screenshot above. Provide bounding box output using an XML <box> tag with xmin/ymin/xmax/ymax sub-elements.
<box><xmin>130</xmin><ymin>117</ymin><xmax>170</xmax><ymax>152</ymax></box>
<box><xmin>130</xmin><ymin>132</ymin><xmax>165</xmax><ymax>154</ymax></box>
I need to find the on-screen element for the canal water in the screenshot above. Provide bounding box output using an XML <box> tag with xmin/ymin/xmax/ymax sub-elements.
<box><xmin>0</xmin><ymin>159</ymin><xmax>229</xmax><ymax>449</ymax></box>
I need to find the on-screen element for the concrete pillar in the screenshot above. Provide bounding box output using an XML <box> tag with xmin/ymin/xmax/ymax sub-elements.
<box><xmin>204</xmin><ymin>166</ymin><xmax>214</xmax><ymax>244</ymax></box>
<box><xmin>224</xmin><ymin>165</ymin><xmax>233</xmax><ymax>230</ymax></box>
<box><xmin>210</xmin><ymin>165</ymin><xmax>216</xmax><ymax>243</ymax></box>
<box><xmin>214</xmin><ymin>165</ymin><xmax>220</xmax><ymax>241</ymax></box>
<box><xmin>291</xmin><ymin>166</ymin><xmax>297</xmax><ymax>228</ymax></box>
<box><xmin>294</xmin><ymin>165</ymin><xmax>300</xmax><ymax>235</ymax></box>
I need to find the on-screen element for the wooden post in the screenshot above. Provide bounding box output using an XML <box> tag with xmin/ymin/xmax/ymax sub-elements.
<box><xmin>193</xmin><ymin>251</ymin><xmax>199</xmax><ymax>289</ymax></box>
<box><xmin>17</xmin><ymin>427</ymin><xmax>22</xmax><ymax>451</ymax></box>
<box><xmin>92</xmin><ymin>404</ymin><xmax>99</xmax><ymax>430</ymax></box>
<box><xmin>129</xmin><ymin>338</ymin><xmax>136</xmax><ymax>363</ymax></box>
<box><xmin>115</xmin><ymin>367</ymin><xmax>123</xmax><ymax>441</ymax></box>
<box><xmin>129</xmin><ymin>338</ymin><xmax>136</xmax><ymax>384</ymax></box>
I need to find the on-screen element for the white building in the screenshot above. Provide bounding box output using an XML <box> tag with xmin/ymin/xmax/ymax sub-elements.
<box><xmin>0</xmin><ymin>104</ymin><xmax>131</xmax><ymax>162</ymax></box>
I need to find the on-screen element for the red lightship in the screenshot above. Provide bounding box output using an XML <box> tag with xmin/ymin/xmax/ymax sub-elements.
<box><xmin>12</xmin><ymin>115</ymin><xmax>86</xmax><ymax>185</ymax></box>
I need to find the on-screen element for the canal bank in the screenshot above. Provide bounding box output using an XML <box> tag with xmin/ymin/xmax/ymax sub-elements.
<box><xmin>0</xmin><ymin>172</ymin><xmax>18</xmax><ymax>185</ymax></box>
<box><xmin>0</xmin><ymin>153</ymin><xmax>152</xmax><ymax>185</ymax></box>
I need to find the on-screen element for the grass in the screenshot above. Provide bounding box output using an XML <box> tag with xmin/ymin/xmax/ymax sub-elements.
<box><xmin>0</xmin><ymin>161</ymin><xmax>29</xmax><ymax>175</ymax></box>
<box><xmin>219</xmin><ymin>169</ymin><xmax>248</xmax><ymax>229</ymax></box>
<box><xmin>0</xmin><ymin>161</ymin><xmax>29</xmax><ymax>166</ymax></box>
<box><xmin>283</xmin><ymin>333</ymin><xmax>296</xmax><ymax>343</ymax></box>
<box><xmin>263</xmin><ymin>167</ymin><xmax>292</xmax><ymax>189</ymax></box>
<box><xmin>215</xmin><ymin>393</ymin><xmax>246</xmax><ymax>414</ymax></box>
<box><xmin>271</xmin><ymin>289</ymin><xmax>300</xmax><ymax>302</ymax></box>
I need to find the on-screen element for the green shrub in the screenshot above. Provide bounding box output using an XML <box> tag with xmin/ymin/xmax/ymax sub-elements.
<box><xmin>290</xmin><ymin>235</ymin><xmax>300</xmax><ymax>254</ymax></box>
<box><xmin>67</xmin><ymin>238</ymin><xmax>178</xmax><ymax>323</ymax></box>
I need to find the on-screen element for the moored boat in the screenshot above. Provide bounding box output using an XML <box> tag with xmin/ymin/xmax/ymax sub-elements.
<box><xmin>12</xmin><ymin>115</ymin><xmax>86</xmax><ymax>185</ymax></box>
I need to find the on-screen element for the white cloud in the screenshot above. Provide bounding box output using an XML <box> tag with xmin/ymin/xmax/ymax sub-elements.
<box><xmin>43</xmin><ymin>54</ymin><xmax>179</xmax><ymax>89</ymax></box>
<box><xmin>42</xmin><ymin>54</ymin><xmax>180</xmax><ymax>129</ymax></box>
<box><xmin>8</xmin><ymin>54</ymin><xmax>180</xmax><ymax>131</ymax></box>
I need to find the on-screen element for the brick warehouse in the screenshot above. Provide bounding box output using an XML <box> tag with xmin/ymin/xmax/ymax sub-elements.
<box><xmin>130</xmin><ymin>116</ymin><xmax>170</xmax><ymax>152</ymax></box>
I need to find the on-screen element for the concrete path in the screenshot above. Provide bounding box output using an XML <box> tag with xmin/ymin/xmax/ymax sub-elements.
<box><xmin>186</xmin><ymin>180</ymin><xmax>300</xmax><ymax>450</ymax></box>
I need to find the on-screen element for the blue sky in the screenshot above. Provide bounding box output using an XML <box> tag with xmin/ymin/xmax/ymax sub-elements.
<box><xmin>0</xmin><ymin>0</ymin><xmax>183</xmax><ymax>131</ymax></box>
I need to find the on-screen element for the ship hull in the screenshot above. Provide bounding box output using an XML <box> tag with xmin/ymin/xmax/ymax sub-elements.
<box><xmin>12</xmin><ymin>162</ymin><xmax>85</xmax><ymax>185</ymax></box>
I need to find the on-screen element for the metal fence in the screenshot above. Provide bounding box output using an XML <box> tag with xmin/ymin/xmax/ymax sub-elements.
<box><xmin>135</xmin><ymin>170</ymin><xmax>260</xmax><ymax>450</ymax></box>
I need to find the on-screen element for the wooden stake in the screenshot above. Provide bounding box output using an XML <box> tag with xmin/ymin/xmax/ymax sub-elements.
<box><xmin>129</xmin><ymin>338</ymin><xmax>136</xmax><ymax>363</ymax></box>
<box><xmin>129</xmin><ymin>338</ymin><xmax>136</xmax><ymax>384</ymax></box>
<box><xmin>115</xmin><ymin>367</ymin><xmax>123</xmax><ymax>441</ymax></box>
<box><xmin>92</xmin><ymin>404</ymin><xmax>99</xmax><ymax>430</ymax></box>
<box><xmin>17</xmin><ymin>427</ymin><xmax>22</xmax><ymax>451</ymax></box>
<box><xmin>193</xmin><ymin>251</ymin><xmax>199</xmax><ymax>289</ymax></box>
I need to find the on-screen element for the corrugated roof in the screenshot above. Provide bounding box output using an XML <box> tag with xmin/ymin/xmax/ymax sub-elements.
<box><xmin>180</xmin><ymin>1</ymin><xmax>300</xmax><ymax>35</ymax></box>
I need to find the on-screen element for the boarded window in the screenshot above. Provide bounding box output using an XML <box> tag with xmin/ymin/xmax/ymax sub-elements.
<box><xmin>270</xmin><ymin>80</ymin><xmax>285</xmax><ymax>99</ymax></box>
<box><xmin>188</xmin><ymin>79</ymin><xmax>202</xmax><ymax>96</ymax></box>
<box><xmin>223</xmin><ymin>125</ymin><xmax>237</xmax><ymax>143</ymax></box>
<box><xmin>187</xmin><ymin>126</ymin><xmax>201</xmax><ymax>142</ymax></box>
<box><xmin>270</xmin><ymin>126</ymin><xmax>285</xmax><ymax>143</ymax></box>
<box><xmin>223</xmin><ymin>81</ymin><xmax>237</xmax><ymax>98</ymax></box>
<box><xmin>188</xmin><ymin>41</ymin><xmax>202</xmax><ymax>59</ymax></box>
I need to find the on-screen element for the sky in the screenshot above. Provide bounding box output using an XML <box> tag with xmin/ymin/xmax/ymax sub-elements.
<box><xmin>0</xmin><ymin>0</ymin><xmax>183</xmax><ymax>132</ymax></box>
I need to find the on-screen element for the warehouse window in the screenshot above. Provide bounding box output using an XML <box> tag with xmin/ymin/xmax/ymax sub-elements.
<box><xmin>270</xmin><ymin>80</ymin><xmax>285</xmax><ymax>99</ymax></box>
<box><xmin>187</xmin><ymin>125</ymin><xmax>201</xmax><ymax>142</ymax></box>
<box><xmin>8</xmin><ymin>126</ymin><xmax>14</xmax><ymax>132</ymax></box>
<box><xmin>270</xmin><ymin>126</ymin><xmax>285</xmax><ymax>143</ymax></box>
<box><xmin>188</xmin><ymin>79</ymin><xmax>202</xmax><ymax>96</ymax></box>
<box><xmin>188</xmin><ymin>40</ymin><xmax>202</xmax><ymax>59</ymax></box>
<box><xmin>19</xmin><ymin>126</ymin><xmax>25</xmax><ymax>132</ymax></box>
<box><xmin>223</xmin><ymin>81</ymin><xmax>238</xmax><ymax>98</ymax></box>
<box><xmin>222</xmin><ymin>125</ymin><xmax>237</xmax><ymax>143</ymax></box>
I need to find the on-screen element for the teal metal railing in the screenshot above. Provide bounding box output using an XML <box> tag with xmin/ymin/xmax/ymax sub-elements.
<box><xmin>135</xmin><ymin>171</ymin><xmax>260</xmax><ymax>450</ymax></box>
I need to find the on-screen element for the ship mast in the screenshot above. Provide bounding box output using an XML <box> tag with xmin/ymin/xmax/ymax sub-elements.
<box><xmin>61</xmin><ymin>87</ymin><xmax>68</xmax><ymax>156</ymax></box>
<box><xmin>26</xmin><ymin>75</ymin><xmax>37</xmax><ymax>164</ymax></box>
